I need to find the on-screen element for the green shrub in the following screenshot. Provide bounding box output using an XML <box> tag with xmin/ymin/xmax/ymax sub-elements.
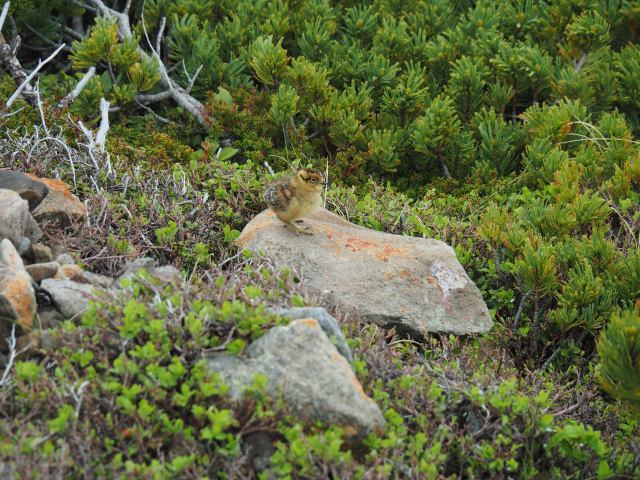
<box><xmin>597</xmin><ymin>307</ymin><xmax>640</xmax><ymax>414</ymax></box>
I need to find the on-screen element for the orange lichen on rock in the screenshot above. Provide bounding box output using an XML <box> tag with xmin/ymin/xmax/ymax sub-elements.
<box><xmin>0</xmin><ymin>270</ymin><xmax>35</xmax><ymax>330</ymax></box>
<box><xmin>26</xmin><ymin>175</ymin><xmax>87</xmax><ymax>226</ymax></box>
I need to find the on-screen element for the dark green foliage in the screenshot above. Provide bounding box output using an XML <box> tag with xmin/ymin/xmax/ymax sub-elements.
<box><xmin>597</xmin><ymin>307</ymin><xmax>640</xmax><ymax>414</ymax></box>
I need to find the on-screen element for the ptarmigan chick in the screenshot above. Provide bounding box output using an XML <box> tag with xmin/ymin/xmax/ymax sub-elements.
<box><xmin>263</xmin><ymin>169</ymin><xmax>326</xmax><ymax>235</ymax></box>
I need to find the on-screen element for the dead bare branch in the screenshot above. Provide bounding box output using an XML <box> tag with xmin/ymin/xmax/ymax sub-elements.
<box><xmin>0</xmin><ymin>2</ymin><xmax>9</xmax><ymax>32</ymax></box>
<box><xmin>86</xmin><ymin>0</ymin><xmax>207</xmax><ymax>126</ymax></box>
<box><xmin>155</xmin><ymin>16</ymin><xmax>166</xmax><ymax>55</ymax></box>
<box><xmin>95</xmin><ymin>98</ymin><xmax>110</xmax><ymax>151</ymax></box>
<box><xmin>5</xmin><ymin>42</ymin><xmax>65</xmax><ymax>109</ymax></box>
<box><xmin>55</xmin><ymin>66</ymin><xmax>96</xmax><ymax>110</ymax></box>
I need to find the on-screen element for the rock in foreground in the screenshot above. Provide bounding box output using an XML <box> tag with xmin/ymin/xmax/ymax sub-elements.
<box><xmin>207</xmin><ymin>318</ymin><xmax>384</xmax><ymax>440</ymax></box>
<box><xmin>0</xmin><ymin>170</ymin><xmax>49</xmax><ymax>210</ymax></box>
<box><xmin>0</xmin><ymin>239</ymin><xmax>36</xmax><ymax>331</ymax></box>
<box><xmin>237</xmin><ymin>208</ymin><xmax>492</xmax><ymax>336</ymax></box>
<box><xmin>28</xmin><ymin>176</ymin><xmax>87</xmax><ymax>227</ymax></box>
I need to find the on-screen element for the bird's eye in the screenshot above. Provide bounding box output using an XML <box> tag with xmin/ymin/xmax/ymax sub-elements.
<box><xmin>309</xmin><ymin>178</ymin><xmax>317</xmax><ymax>184</ymax></box>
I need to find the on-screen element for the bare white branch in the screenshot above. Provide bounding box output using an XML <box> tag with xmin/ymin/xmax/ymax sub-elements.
<box><xmin>140</xmin><ymin>0</ymin><xmax>171</xmax><ymax>87</ymax></box>
<box><xmin>186</xmin><ymin>64</ymin><xmax>203</xmax><ymax>93</ymax></box>
<box><xmin>77</xmin><ymin>121</ymin><xmax>95</xmax><ymax>146</ymax></box>
<box><xmin>0</xmin><ymin>325</ymin><xmax>31</xmax><ymax>388</ymax></box>
<box><xmin>0</xmin><ymin>2</ymin><xmax>10</xmax><ymax>33</ymax></box>
<box><xmin>5</xmin><ymin>42</ymin><xmax>65</xmax><ymax>108</ymax></box>
<box><xmin>135</xmin><ymin>98</ymin><xmax>172</xmax><ymax>124</ymax></box>
<box><xmin>95</xmin><ymin>97</ymin><xmax>110</xmax><ymax>151</ymax></box>
<box><xmin>35</xmin><ymin>78</ymin><xmax>49</xmax><ymax>136</ymax></box>
<box><xmin>0</xmin><ymin>325</ymin><xmax>17</xmax><ymax>387</ymax></box>
<box><xmin>56</xmin><ymin>66</ymin><xmax>96</xmax><ymax>110</ymax></box>
<box><xmin>136</xmin><ymin>90</ymin><xmax>172</xmax><ymax>103</ymax></box>
<box><xmin>155</xmin><ymin>16</ymin><xmax>165</xmax><ymax>55</ymax></box>
<box><xmin>68</xmin><ymin>380</ymin><xmax>90</xmax><ymax>418</ymax></box>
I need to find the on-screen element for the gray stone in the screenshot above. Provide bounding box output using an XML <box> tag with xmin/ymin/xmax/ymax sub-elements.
<box><xmin>244</xmin><ymin>432</ymin><xmax>275</xmax><ymax>472</ymax></box>
<box><xmin>40</xmin><ymin>279</ymin><xmax>97</xmax><ymax>319</ymax></box>
<box><xmin>237</xmin><ymin>208</ymin><xmax>493</xmax><ymax>336</ymax></box>
<box><xmin>118</xmin><ymin>257</ymin><xmax>157</xmax><ymax>281</ymax></box>
<box><xmin>207</xmin><ymin>318</ymin><xmax>384</xmax><ymax>440</ymax></box>
<box><xmin>25</xmin><ymin>262</ymin><xmax>61</xmax><ymax>282</ymax></box>
<box><xmin>0</xmin><ymin>238</ymin><xmax>24</xmax><ymax>270</ymax></box>
<box><xmin>150</xmin><ymin>265</ymin><xmax>181</xmax><ymax>284</ymax></box>
<box><xmin>55</xmin><ymin>253</ymin><xmax>75</xmax><ymax>266</ymax></box>
<box><xmin>0</xmin><ymin>170</ymin><xmax>49</xmax><ymax>210</ymax></box>
<box><xmin>0</xmin><ymin>189</ymin><xmax>30</xmax><ymax>246</ymax></box>
<box><xmin>16</xmin><ymin>237</ymin><xmax>31</xmax><ymax>257</ymax></box>
<box><xmin>275</xmin><ymin>307</ymin><xmax>353</xmax><ymax>364</ymax></box>
<box><xmin>77</xmin><ymin>270</ymin><xmax>114</xmax><ymax>288</ymax></box>
<box><xmin>32</xmin><ymin>243</ymin><xmax>53</xmax><ymax>263</ymax></box>
<box><xmin>24</xmin><ymin>214</ymin><xmax>43</xmax><ymax>243</ymax></box>
<box><xmin>50</xmin><ymin>244</ymin><xmax>67</xmax><ymax>259</ymax></box>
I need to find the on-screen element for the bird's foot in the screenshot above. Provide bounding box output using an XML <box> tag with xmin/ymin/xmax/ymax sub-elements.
<box><xmin>285</xmin><ymin>221</ymin><xmax>313</xmax><ymax>235</ymax></box>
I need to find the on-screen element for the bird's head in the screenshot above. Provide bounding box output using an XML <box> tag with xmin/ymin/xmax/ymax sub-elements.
<box><xmin>294</xmin><ymin>169</ymin><xmax>326</xmax><ymax>193</ymax></box>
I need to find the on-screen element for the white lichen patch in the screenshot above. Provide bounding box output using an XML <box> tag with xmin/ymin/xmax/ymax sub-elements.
<box><xmin>431</xmin><ymin>260</ymin><xmax>467</xmax><ymax>298</ymax></box>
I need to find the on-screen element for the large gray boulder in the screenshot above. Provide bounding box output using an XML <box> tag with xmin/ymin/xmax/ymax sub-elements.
<box><xmin>237</xmin><ymin>208</ymin><xmax>492</xmax><ymax>336</ymax></box>
<box><xmin>207</xmin><ymin>318</ymin><xmax>384</xmax><ymax>440</ymax></box>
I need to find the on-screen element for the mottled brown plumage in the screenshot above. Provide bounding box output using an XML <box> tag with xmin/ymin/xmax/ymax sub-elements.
<box><xmin>263</xmin><ymin>169</ymin><xmax>326</xmax><ymax>235</ymax></box>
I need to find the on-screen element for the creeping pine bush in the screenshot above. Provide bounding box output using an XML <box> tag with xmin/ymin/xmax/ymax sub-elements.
<box><xmin>597</xmin><ymin>306</ymin><xmax>640</xmax><ymax>414</ymax></box>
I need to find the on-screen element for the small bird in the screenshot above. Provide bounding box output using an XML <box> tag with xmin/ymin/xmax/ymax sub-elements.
<box><xmin>263</xmin><ymin>169</ymin><xmax>326</xmax><ymax>235</ymax></box>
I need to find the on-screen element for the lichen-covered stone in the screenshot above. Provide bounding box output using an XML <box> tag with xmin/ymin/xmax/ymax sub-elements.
<box><xmin>0</xmin><ymin>190</ymin><xmax>30</xmax><ymax>247</ymax></box>
<box><xmin>28</xmin><ymin>176</ymin><xmax>87</xmax><ymax>227</ymax></box>
<box><xmin>0</xmin><ymin>239</ymin><xmax>35</xmax><ymax>331</ymax></box>
<box><xmin>237</xmin><ymin>208</ymin><xmax>493</xmax><ymax>336</ymax></box>
<box><xmin>207</xmin><ymin>318</ymin><xmax>384</xmax><ymax>441</ymax></box>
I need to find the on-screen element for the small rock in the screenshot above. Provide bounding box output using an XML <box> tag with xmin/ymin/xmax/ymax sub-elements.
<box><xmin>0</xmin><ymin>240</ymin><xmax>35</xmax><ymax>331</ymax></box>
<box><xmin>0</xmin><ymin>170</ymin><xmax>49</xmax><ymax>210</ymax></box>
<box><xmin>37</xmin><ymin>306</ymin><xmax>65</xmax><ymax>328</ymax></box>
<box><xmin>50</xmin><ymin>244</ymin><xmax>67</xmax><ymax>259</ymax></box>
<box><xmin>16</xmin><ymin>237</ymin><xmax>31</xmax><ymax>257</ymax></box>
<box><xmin>24</xmin><ymin>214</ymin><xmax>43</xmax><ymax>244</ymax></box>
<box><xmin>40</xmin><ymin>279</ymin><xmax>97</xmax><ymax>319</ymax></box>
<box><xmin>275</xmin><ymin>307</ymin><xmax>353</xmax><ymax>364</ymax></box>
<box><xmin>0</xmin><ymin>269</ymin><xmax>36</xmax><ymax>331</ymax></box>
<box><xmin>118</xmin><ymin>257</ymin><xmax>157</xmax><ymax>281</ymax></box>
<box><xmin>207</xmin><ymin>318</ymin><xmax>384</xmax><ymax>441</ymax></box>
<box><xmin>0</xmin><ymin>189</ymin><xmax>30</xmax><ymax>247</ymax></box>
<box><xmin>0</xmin><ymin>238</ymin><xmax>24</xmax><ymax>270</ymax></box>
<box><xmin>32</xmin><ymin>243</ymin><xmax>53</xmax><ymax>263</ymax></box>
<box><xmin>55</xmin><ymin>253</ymin><xmax>75</xmax><ymax>266</ymax></box>
<box><xmin>28</xmin><ymin>176</ymin><xmax>87</xmax><ymax>227</ymax></box>
<box><xmin>59</xmin><ymin>264</ymin><xmax>84</xmax><ymax>280</ymax></box>
<box><xmin>25</xmin><ymin>262</ymin><xmax>61</xmax><ymax>282</ymax></box>
<box><xmin>244</xmin><ymin>432</ymin><xmax>275</xmax><ymax>472</ymax></box>
<box><xmin>150</xmin><ymin>265</ymin><xmax>181</xmax><ymax>284</ymax></box>
<box><xmin>77</xmin><ymin>270</ymin><xmax>114</xmax><ymax>288</ymax></box>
